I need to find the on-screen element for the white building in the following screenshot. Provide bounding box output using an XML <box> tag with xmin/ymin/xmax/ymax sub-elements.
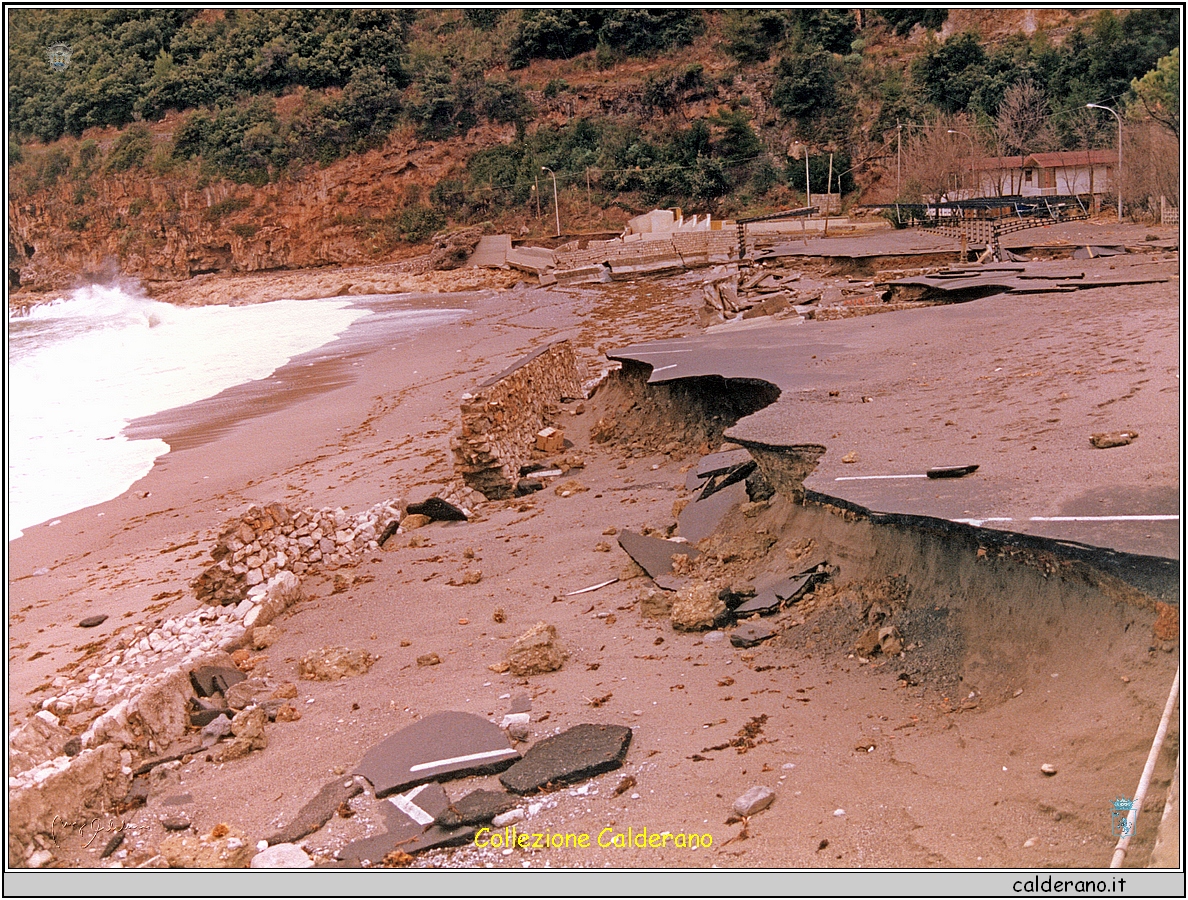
<box><xmin>973</xmin><ymin>150</ymin><xmax>1116</xmax><ymax>198</ymax></box>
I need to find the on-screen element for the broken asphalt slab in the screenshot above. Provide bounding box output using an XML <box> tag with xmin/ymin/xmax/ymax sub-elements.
<box><xmin>354</xmin><ymin>711</ymin><xmax>520</xmax><ymax>797</ymax></box>
<box><xmin>499</xmin><ymin>724</ymin><xmax>633</xmax><ymax>794</ymax></box>
<box><xmin>617</xmin><ymin>531</ymin><xmax>699</xmax><ymax>590</ymax></box>
<box><xmin>731</xmin><ymin>620</ymin><xmax>777</xmax><ymax>648</ymax></box>
<box><xmin>696</xmin><ymin>449</ymin><xmax>753</xmax><ymax>479</ymax></box>
<box><xmin>339</xmin><ymin>782</ymin><xmax>475</xmax><ymax>863</ymax></box>
<box><xmin>435</xmin><ymin>789</ymin><xmax>518</xmax><ymax>828</ymax></box>
<box><xmin>405</xmin><ymin>497</ymin><xmax>468</xmax><ymax>522</ymax></box>
<box><xmin>265</xmin><ymin>776</ymin><xmax>366</xmax><ymax>846</ymax></box>
<box><xmin>190</xmin><ymin>666</ymin><xmax>245</xmax><ymax>698</ymax></box>
<box><xmin>678</xmin><ymin>479</ymin><xmax>748</xmax><ymax>544</ymax></box>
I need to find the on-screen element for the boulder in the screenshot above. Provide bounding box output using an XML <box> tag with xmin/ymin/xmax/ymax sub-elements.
<box><xmin>670</xmin><ymin>582</ymin><xmax>727</xmax><ymax>632</ymax></box>
<box><xmin>160</xmin><ymin>824</ymin><xmax>252</xmax><ymax>868</ymax></box>
<box><xmin>505</xmin><ymin>622</ymin><xmax>567</xmax><ymax>676</ymax></box>
<box><xmin>298</xmin><ymin>647</ymin><xmax>375</xmax><ymax>681</ymax></box>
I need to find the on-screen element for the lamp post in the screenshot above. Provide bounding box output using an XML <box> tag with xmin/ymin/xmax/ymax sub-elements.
<box><xmin>1086</xmin><ymin>103</ymin><xmax>1123</xmax><ymax>222</ymax></box>
<box><xmin>541</xmin><ymin>166</ymin><xmax>560</xmax><ymax>237</ymax></box>
<box><xmin>947</xmin><ymin>129</ymin><xmax>977</xmax><ymax>199</ymax></box>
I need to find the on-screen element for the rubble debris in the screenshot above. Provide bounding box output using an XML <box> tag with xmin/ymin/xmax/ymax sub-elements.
<box><xmin>215</xmin><ymin>707</ymin><xmax>268</xmax><ymax>761</ymax></box>
<box><xmin>535</xmin><ymin>427</ymin><xmax>565</xmax><ymax>453</ymax></box>
<box><xmin>1072</xmin><ymin>245</ymin><xmax>1127</xmax><ymax>259</ymax></box>
<box><xmin>696</xmin><ymin>449</ymin><xmax>753</xmax><ymax>479</ymax></box>
<box><xmin>405</xmin><ymin>497</ymin><xmax>468</xmax><ymax>522</ymax></box>
<box><xmin>265</xmin><ymin>776</ymin><xmax>364</xmax><ymax>846</ymax></box>
<box><xmin>617</xmin><ymin>530</ymin><xmax>700</xmax><ymax>591</ymax></box>
<box><xmin>298</xmin><ymin>647</ymin><xmax>376</xmax><ymax>681</ymax></box>
<box><xmin>505</xmin><ymin>621</ymin><xmax>567</xmax><ymax>676</ymax></box>
<box><xmin>515</xmin><ymin>479</ymin><xmax>544</xmax><ymax>496</ymax></box>
<box><xmin>435</xmin><ymin>789</ymin><xmax>518</xmax><ymax>827</ymax></box>
<box><xmin>878</xmin><ymin>625</ymin><xmax>903</xmax><ymax>656</ymax></box>
<box><xmin>188</xmin><ymin>697</ymin><xmax>229</xmax><ymax>728</ymax></box>
<box><xmin>400</xmin><ymin>514</ymin><xmax>432</xmax><ymax>531</ymax></box>
<box><xmin>731</xmin><ymin>621</ymin><xmax>776</xmax><ymax>648</ymax></box>
<box><xmin>354</xmin><ymin>711</ymin><xmax>520</xmax><ymax>797</ymax></box>
<box><xmin>926</xmin><ymin>464</ymin><xmax>979</xmax><ymax>479</ymax></box>
<box><xmin>1090</xmin><ymin>431</ymin><xmax>1138</xmax><ymax>449</ymax></box>
<box><xmin>566</xmin><ymin>578</ymin><xmax>619</xmax><ymax>596</ymax></box>
<box><xmin>190</xmin><ymin>666</ymin><xmax>245</xmax><ymax>698</ymax></box>
<box><xmin>192</xmin><ymin>500</ymin><xmax>396</xmax><ymax>606</ymax></box>
<box><xmin>678</xmin><ymin>480</ymin><xmax>748</xmax><ymax>544</ymax></box>
<box><xmin>553</xmin><ymin>479</ymin><xmax>588</xmax><ymax>497</ymax></box>
<box><xmin>160</xmin><ymin>823</ymin><xmax>252</xmax><ymax>868</ymax></box>
<box><xmin>78</xmin><ymin>615</ymin><xmax>108</xmax><ymax>628</ymax></box>
<box><xmin>492</xmin><ymin>808</ymin><xmax>525</xmax><ymax>827</ymax></box>
<box><xmin>251</xmin><ymin>843</ymin><xmax>314</xmax><ymax>868</ymax></box>
<box><xmin>613</xmin><ymin>775</ymin><xmax>638</xmax><ymax>797</ymax></box>
<box><xmin>854</xmin><ymin>626</ymin><xmax>881</xmax><ymax>658</ymax></box>
<box><xmin>100</xmin><ymin>831</ymin><xmax>126</xmax><ymax>858</ymax></box>
<box><xmin>499</xmin><ymin>724</ymin><xmax>633</xmax><ymax>794</ymax></box>
<box><xmin>9</xmin><ymin>711</ymin><xmax>74</xmax><ymax>776</ymax></box>
<box><xmin>251</xmin><ymin>625</ymin><xmax>279</xmax><ymax>650</ymax></box>
<box><xmin>733</xmin><ymin>786</ymin><xmax>776</xmax><ymax>817</ymax></box>
<box><xmin>1041</xmin><ymin>764</ymin><xmax>1058</xmax><ymax>776</ymax></box>
<box><xmin>671</xmin><ymin>583</ymin><xmax>728</xmax><ymax>632</ymax></box>
<box><xmin>162</xmin><ymin>817</ymin><xmax>191</xmax><ymax>832</ymax></box>
<box><xmin>639</xmin><ymin>588</ymin><xmax>674</xmax><ymax>618</ymax></box>
<box><xmin>341</xmin><ymin>782</ymin><xmax>475</xmax><ymax>862</ymax></box>
<box><xmin>201</xmin><ymin>717</ymin><xmax>232</xmax><ymax>746</ymax></box>
<box><xmin>416</xmin><ymin>653</ymin><xmax>442</xmax><ymax>667</ymax></box>
<box><xmin>699</xmin><ymin>460</ymin><xmax>757</xmax><ymax>501</ymax></box>
<box><xmin>733</xmin><ymin>589</ymin><xmax>782</xmax><ymax>618</ymax></box>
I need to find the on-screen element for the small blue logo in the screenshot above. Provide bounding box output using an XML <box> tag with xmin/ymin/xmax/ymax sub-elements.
<box><xmin>47</xmin><ymin>43</ymin><xmax>72</xmax><ymax>72</ymax></box>
<box><xmin>1110</xmin><ymin>796</ymin><xmax>1135</xmax><ymax>837</ymax></box>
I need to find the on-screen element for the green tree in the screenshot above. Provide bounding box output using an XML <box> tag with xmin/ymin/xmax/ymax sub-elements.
<box><xmin>1129</xmin><ymin>48</ymin><xmax>1179</xmax><ymax>136</ymax></box>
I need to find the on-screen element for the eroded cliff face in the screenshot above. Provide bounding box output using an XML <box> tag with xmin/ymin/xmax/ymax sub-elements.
<box><xmin>8</xmin><ymin>122</ymin><xmax>517</xmax><ymax>294</ymax></box>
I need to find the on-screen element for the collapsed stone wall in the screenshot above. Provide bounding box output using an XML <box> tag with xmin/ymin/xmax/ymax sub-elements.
<box><xmin>452</xmin><ymin>340</ymin><xmax>586</xmax><ymax>499</ymax></box>
<box><xmin>192</xmin><ymin>499</ymin><xmax>402</xmax><ymax>606</ymax></box>
<box><xmin>553</xmin><ymin>230</ymin><xmax>739</xmax><ymax>277</ymax></box>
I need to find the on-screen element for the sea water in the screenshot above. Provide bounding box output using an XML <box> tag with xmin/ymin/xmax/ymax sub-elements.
<box><xmin>7</xmin><ymin>284</ymin><xmax>372</xmax><ymax>540</ymax></box>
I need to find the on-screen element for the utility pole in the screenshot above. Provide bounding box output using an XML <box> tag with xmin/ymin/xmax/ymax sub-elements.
<box><xmin>897</xmin><ymin>122</ymin><xmax>902</xmax><ymax>198</ymax></box>
<box><xmin>542</xmin><ymin>166</ymin><xmax>560</xmax><ymax>237</ymax></box>
<box><xmin>1086</xmin><ymin>103</ymin><xmax>1123</xmax><ymax>223</ymax></box>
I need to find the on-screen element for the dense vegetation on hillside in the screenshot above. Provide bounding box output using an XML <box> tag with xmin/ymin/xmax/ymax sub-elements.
<box><xmin>7</xmin><ymin>8</ymin><xmax>1180</xmax><ymax>228</ymax></box>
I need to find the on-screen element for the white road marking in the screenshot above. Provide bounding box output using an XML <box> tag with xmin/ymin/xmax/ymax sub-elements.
<box><xmin>409</xmin><ymin>747</ymin><xmax>519</xmax><ymax>773</ymax></box>
<box><xmin>651</xmin><ymin>364</ymin><xmax>679</xmax><ymax>373</ymax></box>
<box><xmin>954</xmin><ymin>515</ymin><xmax>1177</xmax><ymax>526</ymax></box>
<box><xmin>389</xmin><ymin>786</ymin><xmax>435</xmax><ymax>825</ymax></box>
<box><xmin>1028</xmin><ymin>515</ymin><xmax>1178</xmax><ymax>523</ymax></box>
<box><xmin>834</xmin><ymin>474</ymin><xmax>927</xmax><ymax>481</ymax></box>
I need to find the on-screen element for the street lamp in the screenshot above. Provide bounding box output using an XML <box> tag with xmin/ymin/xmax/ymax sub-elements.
<box><xmin>1086</xmin><ymin>103</ymin><xmax>1123</xmax><ymax>222</ymax></box>
<box><xmin>947</xmin><ymin>129</ymin><xmax>977</xmax><ymax>199</ymax></box>
<box><xmin>541</xmin><ymin>166</ymin><xmax>560</xmax><ymax>237</ymax></box>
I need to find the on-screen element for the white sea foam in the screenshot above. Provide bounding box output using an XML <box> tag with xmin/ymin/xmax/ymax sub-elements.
<box><xmin>8</xmin><ymin>284</ymin><xmax>371</xmax><ymax>540</ymax></box>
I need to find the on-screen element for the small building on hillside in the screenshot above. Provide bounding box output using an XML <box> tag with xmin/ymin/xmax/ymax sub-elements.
<box><xmin>972</xmin><ymin>150</ymin><xmax>1116</xmax><ymax>198</ymax></box>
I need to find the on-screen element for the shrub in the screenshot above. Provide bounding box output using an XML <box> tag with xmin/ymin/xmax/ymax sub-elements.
<box><xmin>104</xmin><ymin>124</ymin><xmax>153</xmax><ymax>172</ymax></box>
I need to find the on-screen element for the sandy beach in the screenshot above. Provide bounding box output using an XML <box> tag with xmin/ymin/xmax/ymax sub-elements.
<box><xmin>7</xmin><ymin>221</ymin><xmax>1181</xmax><ymax>874</ymax></box>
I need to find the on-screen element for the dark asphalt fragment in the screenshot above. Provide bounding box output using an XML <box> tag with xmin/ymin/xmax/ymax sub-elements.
<box><xmin>499</xmin><ymin>724</ymin><xmax>633</xmax><ymax>794</ymax></box>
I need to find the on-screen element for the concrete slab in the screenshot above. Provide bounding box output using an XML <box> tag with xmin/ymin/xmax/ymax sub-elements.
<box><xmin>499</xmin><ymin>724</ymin><xmax>633</xmax><ymax>794</ymax></box>
<box><xmin>734</xmin><ymin>590</ymin><xmax>781</xmax><ymax>617</ymax></box>
<box><xmin>354</xmin><ymin>711</ymin><xmax>520</xmax><ymax>797</ymax></box>
<box><xmin>190</xmin><ymin>666</ymin><xmax>244</xmax><ymax>698</ymax></box>
<box><xmin>468</xmin><ymin>234</ymin><xmax>512</xmax><ymax>268</ymax></box>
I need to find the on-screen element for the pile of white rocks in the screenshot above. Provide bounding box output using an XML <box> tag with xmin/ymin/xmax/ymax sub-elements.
<box><xmin>192</xmin><ymin>499</ymin><xmax>403</xmax><ymax>606</ymax></box>
<box><xmin>9</xmin><ymin>570</ymin><xmax>304</xmax><ymax>867</ymax></box>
